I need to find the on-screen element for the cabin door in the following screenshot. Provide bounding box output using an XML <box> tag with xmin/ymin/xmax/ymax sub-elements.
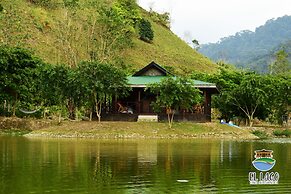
<box><xmin>142</xmin><ymin>100</ymin><xmax>150</xmax><ymax>113</ymax></box>
<box><xmin>142</xmin><ymin>100</ymin><xmax>154</xmax><ymax>114</ymax></box>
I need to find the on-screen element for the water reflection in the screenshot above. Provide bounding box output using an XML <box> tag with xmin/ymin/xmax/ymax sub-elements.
<box><xmin>0</xmin><ymin>137</ymin><xmax>291</xmax><ymax>193</ymax></box>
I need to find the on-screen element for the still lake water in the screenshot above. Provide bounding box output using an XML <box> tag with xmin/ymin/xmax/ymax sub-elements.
<box><xmin>0</xmin><ymin>136</ymin><xmax>291</xmax><ymax>194</ymax></box>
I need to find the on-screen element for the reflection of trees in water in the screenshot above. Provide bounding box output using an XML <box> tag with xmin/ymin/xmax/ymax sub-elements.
<box><xmin>1</xmin><ymin>138</ymin><xmax>291</xmax><ymax>193</ymax></box>
<box><xmin>155</xmin><ymin>141</ymin><xmax>213</xmax><ymax>187</ymax></box>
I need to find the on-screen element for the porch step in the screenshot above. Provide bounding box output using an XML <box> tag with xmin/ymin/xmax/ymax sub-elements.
<box><xmin>137</xmin><ymin>115</ymin><xmax>158</xmax><ymax>122</ymax></box>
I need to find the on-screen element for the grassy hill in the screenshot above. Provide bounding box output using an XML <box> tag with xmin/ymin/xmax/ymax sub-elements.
<box><xmin>0</xmin><ymin>0</ymin><xmax>217</xmax><ymax>74</ymax></box>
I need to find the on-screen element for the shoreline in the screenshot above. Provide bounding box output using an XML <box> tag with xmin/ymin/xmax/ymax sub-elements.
<box><xmin>1</xmin><ymin>117</ymin><xmax>289</xmax><ymax>140</ymax></box>
<box><xmin>0</xmin><ymin>117</ymin><xmax>256</xmax><ymax>139</ymax></box>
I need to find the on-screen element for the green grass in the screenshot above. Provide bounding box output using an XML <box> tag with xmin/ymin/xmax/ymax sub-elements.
<box><xmin>24</xmin><ymin>121</ymin><xmax>256</xmax><ymax>139</ymax></box>
<box><xmin>124</xmin><ymin>20</ymin><xmax>217</xmax><ymax>74</ymax></box>
<box><xmin>0</xmin><ymin>0</ymin><xmax>218</xmax><ymax>74</ymax></box>
<box><xmin>0</xmin><ymin>129</ymin><xmax>32</xmax><ymax>136</ymax></box>
<box><xmin>273</xmin><ymin>129</ymin><xmax>291</xmax><ymax>137</ymax></box>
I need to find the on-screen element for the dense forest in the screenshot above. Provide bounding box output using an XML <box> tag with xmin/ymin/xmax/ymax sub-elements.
<box><xmin>200</xmin><ymin>15</ymin><xmax>291</xmax><ymax>73</ymax></box>
<box><xmin>192</xmin><ymin>64</ymin><xmax>290</xmax><ymax>126</ymax></box>
<box><xmin>1</xmin><ymin>46</ymin><xmax>290</xmax><ymax>126</ymax></box>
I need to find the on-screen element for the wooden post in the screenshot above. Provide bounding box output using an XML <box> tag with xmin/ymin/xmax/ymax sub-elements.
<box><xmin>114</xmin><ymin>94</ymin><xmax>118</xmax><ymax>113</ymax></box>
<box><xmin>137</xmin><ymin>90</ymin><xmax>141</xmax><ymax>113</ymax></box>
<box><xmin>204</xmin><ymin>91</ymin><xmax>211</xmax><ymax>122</ymax></box>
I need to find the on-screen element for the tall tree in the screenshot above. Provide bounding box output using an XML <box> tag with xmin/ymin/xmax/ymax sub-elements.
<box><xmin>192</xmin><ymin>39</ymin><xmax>199</xmax><ymax>50</ymax></box>
<box><xmin>78</xmin><ymin>61</ymin><xmax>129</xmax><ymax>122</ymax></box>
<box><xmin>148</xmin><ymin>77</ymin><xmax>201</xmax><ymax>128</ymax></box>
<box><xmin>0</xmin><ymin>46</ymin><xmax>41</xmax><ymax>116</ymax></box>
<box><xmin>228</xmin><ymin>74</ymin><xmax>270</xmax><ymax>127</ymax></box>
<box><xmin>38</xmin><ymin>64</ymin><xmax>69</xmax><ymax>120</ymax></box>
<box><xmin>38</xmin><ymin>63</ymin><xmax>85</xmax><ymax>120</ymax></box>
<box><xmin>268</xmin><ymin>75</ymin><xmax>291</xmax><ymax>125</ymax></box>
<box><xmin>269</xmin><ymin>50</ymin><xmax>291</xmax><ymax>75</ymax></box>
<box><xmin>206</xmin><ymin>68</ymin><xmax>242</xmax><ymax>122</ymax></box>
<box><xmin>92</xmin><ymin>0</ymin><xmax>140</xmax><ymax>62</ymax></box>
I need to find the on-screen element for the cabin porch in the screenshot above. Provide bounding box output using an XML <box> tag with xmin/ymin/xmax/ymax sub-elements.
<box><xmin>101</xmin><ymin>88</ymin><xmax>209</xmax><ymax>122</ymax></box>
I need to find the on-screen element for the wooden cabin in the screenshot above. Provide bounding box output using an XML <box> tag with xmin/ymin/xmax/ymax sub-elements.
<box><xmin>102</xmin><ymin>62</ymin><xmax>218</xmax><ymax>122</ymax></box>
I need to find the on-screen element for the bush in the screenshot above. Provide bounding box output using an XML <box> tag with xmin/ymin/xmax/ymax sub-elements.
<box><xmin>27</xmin><ymin>0</ymin><xmax>62</xmax><ymax>9</ymax></box>
<box><xmin>149</xmin><ymin>11</ymin><xmax>170</xmax><ymax>28</ymax></box>
<box><xmin>273</xmin><ymin>129</ymin><xmax>291</xmax><ymax>137</ymax></box>
<box><xmin>63</xmin><ymin>0</ymin><xmax>79</xmax><ymax>8</ymax></box>
<box><xmin>138</xmin><ymin>18</ymin><xmax>154</xmax><ymax>43</ymax></box>
<box><xmin>252</xmin><ymin>130</ymin><xmax>268</xmax><ymax>139</ymax></box>
<box><xmin>0</xmin><ymin>4</ymin><xmax>3</xmax><ymax>12</ymax></box>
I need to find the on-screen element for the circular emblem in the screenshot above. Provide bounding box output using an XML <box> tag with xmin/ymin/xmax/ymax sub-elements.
<box><xmin>252</xmin><ymin>149</ymin><xmax>276</xmax><ymax>171</ymax></box>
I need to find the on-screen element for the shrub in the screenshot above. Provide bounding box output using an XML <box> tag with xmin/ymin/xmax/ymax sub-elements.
<box><xmin>0</xmin><ymin>4</ymin><xmax>3</xmax><ymax>12</ymax></box>
<box><xmin>138</xmin><ymin>18</ymin><xmax>154</xmax><ymax>43</ymax></box>
<box><xmin>252</xmin><ymin>130</ymin><xmax>268</xmax><ymax>139</ymax></box>
<box><xmin>273</xmin><ymin>129</ymin><xmax>291</xmax><ymax>137</ymax></box>
<box><xmin>27</xmin><ymin>0</ymin><xmax>61</xmax><ymax>9</ymax></box>
<box><xmin>63</xmin><ymin>0</ymin><xmax>79</xmax><ymax>8</ymax></box>
<box><xmin>149</xmin><ymin>10</ymin><xmax>170</xmax><ymax>28</ymax></box>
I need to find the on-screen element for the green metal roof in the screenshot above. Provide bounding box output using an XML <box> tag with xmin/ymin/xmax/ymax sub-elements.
<box><xmin>127</xmin><ymin>76</ymin><xmax>216</xmax><ymax>88</ymax></box>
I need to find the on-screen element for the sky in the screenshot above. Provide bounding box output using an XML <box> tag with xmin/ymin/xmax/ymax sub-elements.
<box><xmin>137</xmin><ymin>0</ymin><xmax>291</xmax><ymax>44</ymax></box>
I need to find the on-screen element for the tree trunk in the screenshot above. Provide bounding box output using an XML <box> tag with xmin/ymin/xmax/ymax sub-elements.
<box><xmin>43</xmin><ymin>107</ymin><xmax>46</xmax><ymax>119</ymax></box>
<box><xmin>12</xmin><ymin>102</ymin><xmax>16</xmax><ymax>117</ymax></box>
<box><xmin>67</xmin><ymin>98</ymin><xmax>75</xmax><ymax>120</ymax></box>
<box><xmin>166</xmin><ymin>108</ymin><xmax>175</xmax><ymax>128</ymax></box>
<box><xmin>249</xmin><ymin>115</ymin><xmax>254</xmax><ymax>127</ymax></box>
<box><xmin>89</xmin><ymin>111</ymin><xmax>92</xmax><ymax>121</ymax></box>
<box><xmin>238</xmin><ymin>105</ymin><xmax>257</xmax><ymax>127</ymax></box>
<box><xmin>167</xmin><ymin>113</ymin><xmax>172</xmax><ymax>128</ymax></box>
<box><xmin>58</xmin><ymin>112</ymin><xmax>61</xmax><ymax>124</ymax></box>
<box><xmin>12</xmin><ymin>93</ymin><xmax>18</xmax><ymax>117</ymax></box>
<box><xmin>170</xmin><ymin>111</ymin><xmax>175</xmax><ymax>128</ymax></box>
<box><xmin>95</xmin><ymin>101</ymin><xmax>102</xmax><ymax>123</ymax></box>
<box><xmin>3</xmin><ymin>100</ymin><xmax>6</xmax><ymax>110</ymax></box>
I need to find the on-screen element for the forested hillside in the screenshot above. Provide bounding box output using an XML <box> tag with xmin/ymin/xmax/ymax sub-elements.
<box><xmin>0</xmin><ymin>0</ymin><xmax>217</xmax><ymax>74</ymax></box>
<box><xmin>1</xmin><ymin>1</ymin><xmax>289</xmax><ymax>126</ymax></box>
<box><xmin>199</xmin><ymin>15</ymin><xmax>291</xmax><ymax>73</ymax></box>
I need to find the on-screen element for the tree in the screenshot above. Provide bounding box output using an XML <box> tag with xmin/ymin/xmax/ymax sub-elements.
<box><xmin>228</xmin><ymin>74</ymin><xmax>270</xmax><ymax>127</ymax></box>
<box><xmin>37</xmin><ymin>64</ymin><xmax>68</xmax><ymax>120</ymax></box>
<box><xmin>149</xmin><ymin>10</ymin><xmax>170</xmax><ymax>28</ymax></box>
<box><xmin>269</xmin><ymin>50</ymin><xmax>291</xmax><ymax>75</ymax></box>
<box><xmin>148</xmin><ymin>77</ymin><xmax>201</xmax><ymax>128</ymax></box>
<box><xmin>78</xmin><ymin>62</ymin><xmax>129</xmax><ymax>122</ymax></box>
<box><xmin>192</xmin><ymin>39</ymin><xmax>199</xmax><ymax>50</ymax></box>
<box><xmin>192</xmin><ymin>67</ymin><xmax>290</xmax><ymax>126</ymax></box>
<box><xmin>0</xmin><ymin>46</ymin><xmax>42</xmax><ymax>116</ymax></box>
<box><xmin>138</xmin><ymin>18</ymin><xmax>154</xmax><ymax>43</ymax></box>
<box><xmin>267</xmin><ymin>75</ymin><xmax>291</xmax><ymax>125</ymax></box>
<box><xmin>37</xmin><ymin>63</ymin><xmax>85</xmax><ymax>121</ymax></box>
<box><xmin>91</xmin><ymin>0</ymin><xmax>141</xmax><ymax>62</ymax></box>
<box><xmin>202</xmin><ymin>68</ymin><xmax>243</xmax><ymax>122</ymax></box>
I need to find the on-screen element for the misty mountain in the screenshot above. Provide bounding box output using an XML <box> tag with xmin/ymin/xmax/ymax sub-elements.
<box><xmin>199</xmin><ymin>15</ymin><xmax>291</xmax><ymax>73</ymax></box>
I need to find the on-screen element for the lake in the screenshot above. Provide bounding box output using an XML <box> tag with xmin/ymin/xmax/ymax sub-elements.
<box><xmin>0</xmin><ymin>136</ymin><xmax>291</xmax><ymax>193</ymax></box>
